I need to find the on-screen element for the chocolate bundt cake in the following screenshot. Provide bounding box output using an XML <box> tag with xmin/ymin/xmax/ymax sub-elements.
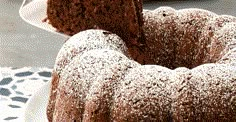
<box><xmin>47</xmin><ymin>7</ymin><xmax>236</xmax><ymax>121</ymax></box>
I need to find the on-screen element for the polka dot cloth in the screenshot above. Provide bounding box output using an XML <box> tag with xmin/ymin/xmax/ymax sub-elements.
<box><xmin>0</xmin><ymin>67</ymin><xmax>52</xmax><ymax>121</ymax></box>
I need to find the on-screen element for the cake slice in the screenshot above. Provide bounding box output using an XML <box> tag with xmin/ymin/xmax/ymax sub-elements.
<box><xmin>47</xmin><ymin>0</ymin><xmax>144</xmax><ymax>47</ymax></box>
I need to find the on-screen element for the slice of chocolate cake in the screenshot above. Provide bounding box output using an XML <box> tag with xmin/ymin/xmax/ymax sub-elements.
<box><xmin>47</xmin><ymin>0</ymin><xmax>144</xmax><ymax>47</ymax></box>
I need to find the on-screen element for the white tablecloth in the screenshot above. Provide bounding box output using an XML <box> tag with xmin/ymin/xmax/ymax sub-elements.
<box><xmin>0</xmin><ymin>67</ymin><xmax>52</xmax><ymax>121</ymax></box>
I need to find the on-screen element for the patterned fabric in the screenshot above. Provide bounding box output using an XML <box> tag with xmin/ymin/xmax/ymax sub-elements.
<box><xmin>0</xmin><ymin>67</ymin><xmax>52</xmax><ymax>121</ymax></box>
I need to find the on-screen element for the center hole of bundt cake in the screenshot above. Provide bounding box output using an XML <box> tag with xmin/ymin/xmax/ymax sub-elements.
<box><xmin>128</xmin><ymin>35</ymin><xmax>225</xmax><ymax>69</ymax></box>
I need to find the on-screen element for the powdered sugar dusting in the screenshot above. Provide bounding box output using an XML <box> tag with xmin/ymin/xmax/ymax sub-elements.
<box><xmin>143</xmin><ymin>7</ymin><xmax>236</xmax><ymax>69</ymax></box>
<box><xmin>211</xmin><ymin>22</ymin><xmax>236</xmax><ymax>63</ymax></box>
<box><xmin>54</xmin><ymin>29</ymin><xmax>129</xmax><ymax>76</ymax></box>
<box><xmin>113</xmin><ymin>65</ymin><xmax>175</xmax><ymax>121</ymax></box>
<box><xmin>171</xmin><ymin>63</ymin><xmax>236</xmax><ymax>121</ymax></box>
<box><xmin>218</xmin><ymin>47</ymin><xmax>236</xmax><ymax>64</ymax></box>
<box><xmin>54</xmin><ymin>49</ymin><xmax>139</xmax><ymax>121</ymax></box>
<box><xmin>49</xmin><ymin>7</ymin><xmax>236</xmax><ymax>121</ymax></box>
<box><xmin>143</xmin><ymin>7</ymin><xmax>177</xmax><ymax>69</ymax></box>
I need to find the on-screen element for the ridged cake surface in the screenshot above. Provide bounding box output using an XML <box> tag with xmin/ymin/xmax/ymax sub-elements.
<box><xmin>47</xmin><ymin>7</ymin><xmax>236</xmax><ymax>121</ymax></box>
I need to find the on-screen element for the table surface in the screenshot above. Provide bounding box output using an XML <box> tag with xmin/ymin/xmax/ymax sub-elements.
<box><xmin>0</xmin><ymin>67</ymin><xmax>52</xmax><ymax>121</ymax></box>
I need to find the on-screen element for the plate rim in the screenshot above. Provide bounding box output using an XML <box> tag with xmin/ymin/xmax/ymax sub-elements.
<box><xmin>24</xmin><ymin>81</ymin><xmax>51</xmax><ymax>122</ymax></box>
<box><xmin>19</xmin><ymin>0</ymin><xmax>70</xmax><ymax>38</ymax></box>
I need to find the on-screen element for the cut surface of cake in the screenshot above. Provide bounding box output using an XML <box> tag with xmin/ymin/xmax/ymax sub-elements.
<box><xmin>46</xmin><ymin>0</ymin><xmax>144</xmax><ymax>46</ymax></box>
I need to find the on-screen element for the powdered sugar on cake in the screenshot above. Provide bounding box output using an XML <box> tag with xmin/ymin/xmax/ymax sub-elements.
<box><xmin>47</xmin><ymin>7</ymin><xmax>236</xmax><ymax>121</ymax></box>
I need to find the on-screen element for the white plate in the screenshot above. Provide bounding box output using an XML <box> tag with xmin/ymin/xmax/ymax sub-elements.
<box><xmin>24</xmin><ymin>81</ymin><xmax>51</xmax><ymax>122</ymax></box>
<box><xmin>19</xmin><ymin>0</ymin><xmax>152</xmax><ymax>39</ymax></box>
<box><xmin>19</xmin><ymin>0</ymin><xmax>70</xmax><ymax>38</ymax></box>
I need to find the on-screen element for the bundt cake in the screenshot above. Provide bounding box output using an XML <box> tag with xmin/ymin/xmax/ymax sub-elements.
<box><xmin>47</xmin><ymin>7</ymin><xmax>236</xmax><ymax>121</ymax></box>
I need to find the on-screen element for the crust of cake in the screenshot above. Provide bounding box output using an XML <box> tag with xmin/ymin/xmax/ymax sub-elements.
<box><xmin>47</xmin><ymin>6</ymin><xmax>236</xmax><ymax>121</ymax></box>
<box><xmin>143</xmin><ymin>7</ymin><xmax>236</xmax><ymax>69</ymax></box>
<box><xmin>46</xmin><ymin>71</ymin><xmax>59</xmax><ymax>122</ymax></box>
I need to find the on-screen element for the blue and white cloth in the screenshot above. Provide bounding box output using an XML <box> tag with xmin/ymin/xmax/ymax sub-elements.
<box><xmin>0</xmin><ymin>67</ymin><xmax>52</xmax><ymax>121</ymax></box>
